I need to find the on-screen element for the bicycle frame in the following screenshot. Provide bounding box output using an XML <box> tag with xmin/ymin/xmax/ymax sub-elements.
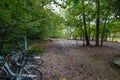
<box><xmin>0</xmin><ymin>53</ymin><xmax>43</xmax><ymax>80</ymax></box>
<box><xmin>1</xmin><ymin>62</ymin><xmax>36</xmax><ymax>80</ymax></box>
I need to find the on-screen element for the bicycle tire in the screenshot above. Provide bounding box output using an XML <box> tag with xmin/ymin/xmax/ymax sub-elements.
<box><xmin>29</xmin><ymin>58</ymin><xmax>43</xmax><ymax>66</ymax></box>
<box><xmin>22</xmin><ymin>67</ymin><xmax>43</xmax><ymax>80</ymax></box>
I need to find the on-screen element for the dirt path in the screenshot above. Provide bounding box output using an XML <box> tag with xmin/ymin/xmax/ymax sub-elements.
<box><xmin>39</xmin><ymin>39</ymin><xmax>120</xmax><ymax>80</ymax></box>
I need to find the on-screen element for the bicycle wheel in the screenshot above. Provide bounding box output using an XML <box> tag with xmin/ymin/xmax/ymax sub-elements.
<box><xmin>0</xmin><ymin>69</ymin><xmax>9</xmax><ymax>80</ymax></box>
<box><xmin>29</xmin><ymin>58</ymin><xmax>43</xmax><ymax>66</ymax></box>
<box><xmin>22</xmin><ymin>67</ymin><xmax>43</xmax><ymax>80</ymax></box>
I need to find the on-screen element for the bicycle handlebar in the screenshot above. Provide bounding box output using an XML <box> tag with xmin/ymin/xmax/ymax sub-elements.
<box><xmin>11</xmin><ymin>52</ymin><xmax>27</xmax><ymax>68</ymax></box>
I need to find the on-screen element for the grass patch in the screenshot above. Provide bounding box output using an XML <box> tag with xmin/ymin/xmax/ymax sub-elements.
<box><xmin>28</xmin><ymin>46</ymin><xmax>45</xmax><ymax>55</ymax></box>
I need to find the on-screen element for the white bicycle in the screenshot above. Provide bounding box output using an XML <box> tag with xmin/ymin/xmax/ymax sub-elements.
<box><xmin>0</xmin><ymin>53</ymin><xmax>43</xmax><ymax>80</ymax></box>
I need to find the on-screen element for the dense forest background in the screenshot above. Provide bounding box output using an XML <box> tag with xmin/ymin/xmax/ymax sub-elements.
<box><xmin>0</xmin><ymin>0</ymin><xmax>120</xmax><ymax>53</ymax></box>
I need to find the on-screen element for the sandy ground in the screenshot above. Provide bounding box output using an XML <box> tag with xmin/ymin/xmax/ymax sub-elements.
<box><xmin>37</xmin><ymin>39</ymin><xmax>120</xmax><ymax>80</ymax></box>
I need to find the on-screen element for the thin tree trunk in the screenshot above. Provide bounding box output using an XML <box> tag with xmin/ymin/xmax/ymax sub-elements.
<box><xmin>101</xmin><ymin>18</ymin><xmax>107</xmax><ymax>46</ymax></box>
<box><xmin>83</xmin><ymin>31</ymin><xmax>85</xmax><ymax>46</ymax></box>
<box><xmin>92</xmin><ymin>35</ymin><xmax>95</xmax><ymax>41</ymax></box>
<box><xmin>83</xmin><ymin>14</ymin><xmax>90</xmax><ymax>45</ymax></box>
<box><xmin>82</xmin><ymin>0</ymin><xmax>90</xmax><ymax>46</ymax></box>
<box><xmin>95</xmin><ymin>0</ymin><xmax>100</xmax><ymax>46</ymax></box>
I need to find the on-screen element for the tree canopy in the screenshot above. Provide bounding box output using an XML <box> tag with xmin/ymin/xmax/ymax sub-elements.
<box><xmin>0</xmin><ymin>0</ymin><xmax>120</xmax><ymax>53</ymax></box>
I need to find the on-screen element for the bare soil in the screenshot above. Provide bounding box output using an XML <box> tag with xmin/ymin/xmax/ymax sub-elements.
<box><xmin>38</xmin><ymin>39</ymin><xmax>120</xmax><ymax>80</ymax></box>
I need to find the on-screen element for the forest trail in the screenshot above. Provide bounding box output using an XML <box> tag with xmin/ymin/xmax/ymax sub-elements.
<box><xmin>38</xmin><ymin>39</ymin><xmax>120</xmax><ymax>80</ymax></box>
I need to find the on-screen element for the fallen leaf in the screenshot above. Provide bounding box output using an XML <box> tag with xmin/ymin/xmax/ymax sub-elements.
<box><xmin>61</xmin><ymin>78</ymin><xmax>67</xmax><ymax>80</ymax></box>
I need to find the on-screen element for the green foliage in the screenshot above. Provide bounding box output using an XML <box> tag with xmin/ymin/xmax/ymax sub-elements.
<box><xmin>0</xmin><ymin>0</ymin><xmax>65</xmax><ymax>52</ymax></box>
<box><xmin>28</xmin><ymin>46</ymin><xmax>44</xmax><ymax>55</ymax></box>
<box><xmin>62</xmin><ymin>0</ymin><xmax>120</xmax><ymax>43</ymax></box>
<box><xmin>111</xmin><ymin>0</ymin><xmax>120</xmax><ymax>17</ymax></box>
<box><xmin>0</xmin><ymin>0</ymin><xmax>120</xmax><ymax>51</ymax></box>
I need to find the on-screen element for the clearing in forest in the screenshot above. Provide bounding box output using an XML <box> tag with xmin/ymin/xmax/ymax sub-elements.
<box><xmin>38</xmin><ymin>39</ymin><xmax>120</xmax><ymax>80</ymax></box>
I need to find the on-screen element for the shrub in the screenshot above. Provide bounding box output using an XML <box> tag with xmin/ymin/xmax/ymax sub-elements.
<box><xmin>28</xmin><ymin>46</ymin><xmax>44</xmax><ymax>55</ymax></box>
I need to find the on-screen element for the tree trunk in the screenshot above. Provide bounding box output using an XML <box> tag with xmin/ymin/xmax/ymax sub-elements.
<box><xmin>92</xmin><ymin>35</ymin><xmax>95</xmax><ymax>41</ymax></box>
<box><xmin>83</xmin><ymin>31</ymin><xmax>85</xmax><ymax>46</ymax></box>
<box><xmin>95</xmin><ymin>0</ymin><xmax>100</xmax><ymax>46</ymax></box>
<box><xmin>101</xmin><ymin>18</ymin><xmax>107</xmax><ymax>46</ymax></box>
<box><xmin>82</xmin><ymin>0</ymin><xmax>90</xmax><ymax>46</ymax></box>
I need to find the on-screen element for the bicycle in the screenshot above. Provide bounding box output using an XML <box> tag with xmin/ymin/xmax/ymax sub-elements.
<box><xmin>0</xmin><ymin>53</ymin><xmax>42</xmax><ymax>80</ymax></box>
<box><xmin>21</xmin><ymin>51</ymin><xmax>43</xmax><ymax>66</ymax></box>
<box><xmin>11</xmin><ymin>51</ymin><xmax>43</xmax><ymax>80</ymax></box>
<box><xmin>12</xmin><ymin>51</ymin><xmax>43</xmax><ymax>79</ymax></box>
